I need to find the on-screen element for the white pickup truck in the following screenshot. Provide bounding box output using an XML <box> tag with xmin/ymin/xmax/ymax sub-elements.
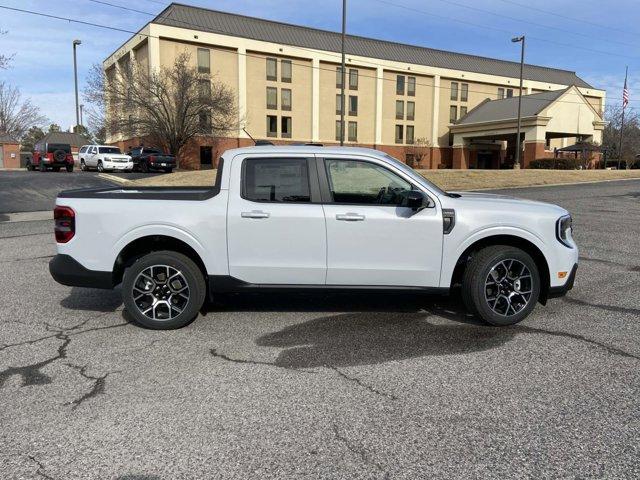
<box><xmin>50</xmin><ymin>146</ymin><xmax>577</xmax><ymax>329</ymax></box>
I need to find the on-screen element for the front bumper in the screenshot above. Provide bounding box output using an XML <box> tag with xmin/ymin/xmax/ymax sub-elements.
<box><xmin>547</xmin><ymin>263</ymin><xmax>578</xmax><ymax>299</ymax></box>
<box><xmin>49</xmin><ymin>254</ymin><xmax>113</xmax><ymax>289</ymax></box>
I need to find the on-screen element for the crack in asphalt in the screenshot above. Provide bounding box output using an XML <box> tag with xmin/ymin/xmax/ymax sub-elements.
<box><xmin>332</xmin><ymin>424</ymin><xmax>390</xmax><ymax>479</ymax></box>
<box><xmin>561</xmin><ymin>296</ymin><xmax>640</xmax><ymax>317</ymax></box>
<box><xmin>324</xmin><ymin>364</ymin><xmax>398</xmax><ymax>401</ymax></box>
<box><xmin>209</xmin><ymin>347</ymin><xmax>317</xmax><ymax>374</ymax></box>
<box><xmin>27</xmin><ymin>454</ymin><xmax>55</xmax><ymax>480</ymax></box>
<box><xmin>65</xmin><ymin>364</ymin><xmax>120</xmax><ymax>410</ymax></box>
<box><xmin>579</xmin><ymin>255</ymin><xmax>640</xmax><ymax>272</ymax></box>
<box><xmin>517</xmin><ymin>325</ymin><xmax>640</xmax><ymax>360</ymax></box>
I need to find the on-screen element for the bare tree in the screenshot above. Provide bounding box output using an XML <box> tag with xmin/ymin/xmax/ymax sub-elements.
<box><xmin>86</xmin><ymin>53</ymin><xmax>238</xmax><ymax>165</ymax></box>
<box><xmin>603</xmin><ymin>104</ymin><xmax>640</xmax><ymax>168</ymax></box>
<box><xmin>0</xmin><ymin>81</ymin><xmax>46</xmax><ymax>139</ymax></box>
<box><xmin>405</xmin><ymin>137</ymin><xmax>431</xmax><ymax>168</ymax></box>
<box><xmin>0</xmin><ymin>30</ymin><xmax>14</xmax><ymax>70</ymax></box>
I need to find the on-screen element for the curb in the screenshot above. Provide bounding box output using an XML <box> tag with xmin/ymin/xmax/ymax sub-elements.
<box><xmin>0</xmin><ymin>210</ymin><xmax>52</xmax><ymax>223</ymax></box>
<box><xmin>98</xmin><ymin>173</ymin><xmax>131</xmax><ymax>185</ymax></box>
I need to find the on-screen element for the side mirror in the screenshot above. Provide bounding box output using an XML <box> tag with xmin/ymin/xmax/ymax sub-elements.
<box><xmin>404</xmin><ymin>190</ymin><xmax>432</xmax><ymax>211</ymax></box>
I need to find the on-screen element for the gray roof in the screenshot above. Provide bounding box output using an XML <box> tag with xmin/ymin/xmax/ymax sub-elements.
<box><xmin>455</xmin><ymin>88</ymin><xmax>568</xmax><ymax>125</ymax></box>
<box><xmin>153</xmin><ymin>3</ymin><xmax>593</xmax><ymax>88</ymax></box>
<box><xmin>39</xmin><ymin>131</ymin><xmax>89</xmax><ymax>147</ymax></box>
<box><xmin>0</xmin><ymin>133</ymin><xmax>19</xmax><ymax>144</ymax></box>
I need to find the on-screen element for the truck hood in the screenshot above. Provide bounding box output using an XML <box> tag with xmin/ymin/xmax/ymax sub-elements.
<box><xmin>444</xmin><ymin>191</ymin><xmax>568</xmax><ymax>217</ymax></box>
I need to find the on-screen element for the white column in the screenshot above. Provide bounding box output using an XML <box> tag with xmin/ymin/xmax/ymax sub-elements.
<box><xmin>311</xmin><ymin>58</ymin><xmax>320</xmax><ymax>142</ymax></box>
<box><xmin>147</xmin><ymin>26</ymin><xmax>160</xmax><ymax>73</ymax></box>
<box><xmin>238</xmin><ymin>47</ymin><xmax>247</xmax><ymax>138</ymax></box>
<box><xmin>375</xmin><ymin>66</ymin><xmax>384</xmax><ymax>145</ymax></box>
<box><xmin>431</xmin><ymin>74</ymin><xmax>440</xmax><ymax>147</ymax></box>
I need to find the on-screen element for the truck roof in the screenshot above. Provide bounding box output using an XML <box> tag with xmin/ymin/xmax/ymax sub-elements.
<box><xmin>222</xmin><ymin>145</ymin><xmax>390</xmax><ymax>158</ymax></box>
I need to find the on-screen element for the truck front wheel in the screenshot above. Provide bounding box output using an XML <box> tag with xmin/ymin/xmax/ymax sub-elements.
<box><xmin>122</xmin><ymin>251</ymin><xmax>206</xmax><ymax>329</ymax></box>
<box><xmin>462</xmin><ymin>245</ymin><xmax>540</xmax><ymax>326</ymax></box>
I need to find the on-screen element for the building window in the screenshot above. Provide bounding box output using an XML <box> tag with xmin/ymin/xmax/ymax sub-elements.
<box><xmin>460</xmin><ymin>106</ymin><xmax>467</xmax><ymax>118</ymax></box>
<box><xmin>461</xmin><ymin>83</ymin><xmax>468</xmax><ymax>102</ymax></box>
<box><xmin>506</xmin><ymin>88</ymin><xmax>514</xmax><ymax>98</ymax></box>
<box><xmin>395</xmin><ymin>125</ymin><xmax>403</xmax><ymax>144</ymax></box>
<box><xmin>267</xmin><ymin>115</ymin><xmax>277</xmax><ymax>137</ymax></box>
<box><xmin>197</xmin><ymin>48</ymin><xmax>210</xmax><ymax>74</ymax></box>
<box><xmin>281</xmin><ymin>60</ymin><xmax>292</xmax><ymax>82</ymax></box>
<box><xmin>336</xmin><ymin>94</ymin><xmax>343</xmax><ymax>115</ymax></box>
<box><xmin>335</xmin><ymin>120</ymin><xmax>343</xmax><ymax>141</ymax></box>
<box><xmin>349</xmin><ymin>69</ymin><xmax>358</xmax><ymax>90</ymax></box>
<box><xmin>408</xmin><ymin>76</ymin><xmax>416</xmax><ymax>96</ymax></box>
<box><xmin>281</xmin><ymin>88</ymin><xmax>292</xmax><ymax>111</ymax></box>
<box><xmin>406</xmin><ymin>125</ymin><xmax>414</xmax><ymax>144</ymax></box>
<box><xmin>348</xmin><ymin>121</ymin><xmax>357</xmax><ymax>142</ymax></box>
<box><xmin>349</xmin><ymin>95</ymin><xmax>358</xmax><ymax>116</ymax></box>
<box><xmin>498</xmin><ymin>87</ymin><xmax>505</xmax><ymax>99</ymax></box>
<box><xmin>407</xmin><ymin>101</ymin><xmax>415</xmax><ymax>121</ymax></box>
<box><xmin>450</xmin><ymin>82</ymin><xmax>458</xmax><ymax>101</ymax></box>
<box><xmin>396</xmin><ymin>100</ymin><xmax>404</xmax><ymax>120</ymax></box>
<box><xmin>266</xmin><ymin>87</ymin><xmax>277</xmax><ymax>110</ymax></box>
<box><xmin>281</xmin><ymin>116</ymin><xmax>292</xmax><ymax>138</ymax></box>
<box><xmin>396</xmin><ymin>75</ymin><xmax>405</xmax><ymax>95</ymax></box>
<box><xmin>449</xmin><ymin>105</ymin><xmax>457</xmax><ymax>123</ymax></box>
<box><xmin>336</xmin><ymin>66</ymin><xmax>344</xmax><ymax>88</ymax></box>
<box><xmin>266</xmin><ymin>57</ymin><xmax>277</xmax><ymax>81</ymax></box>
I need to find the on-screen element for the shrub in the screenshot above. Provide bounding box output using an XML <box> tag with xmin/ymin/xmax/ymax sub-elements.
<box><xmin>529</xmin><ymin>158</ymin><xmax>577</xmax><ymax>169</ymax></box>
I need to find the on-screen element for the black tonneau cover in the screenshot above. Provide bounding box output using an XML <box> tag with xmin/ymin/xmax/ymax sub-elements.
<box><xmin>57</xmin><ymin>186</ymin><xmax>217</xmax><ymax>201</ymax></box>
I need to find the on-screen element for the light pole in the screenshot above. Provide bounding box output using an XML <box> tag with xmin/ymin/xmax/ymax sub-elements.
<box><xmin>79</xmin><ymin>104</ymin><xmax>84</xmax><ymax>127</ymax></box>
<box><xmin>73</xmin><ymin>39</ymin><xmax>82</xmax><ymax>129</ymax></box>
<box><xmin>340</xmin><ymin>0</ymin><xmax>346</xmax><ymax>146</ymax></box>
<box><xmin>512</xmin><ymin>35</ymin><xmax>525</xmax><ymax>169</ymax></box>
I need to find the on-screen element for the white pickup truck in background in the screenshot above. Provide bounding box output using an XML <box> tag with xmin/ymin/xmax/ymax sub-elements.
<box><xmin>50</xmin><ymin>146</ymin><xmax>577</xmax><ymax>329</ymax></box>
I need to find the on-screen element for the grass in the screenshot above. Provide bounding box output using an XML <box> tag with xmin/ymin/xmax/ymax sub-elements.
<box><xmin>128</xmin><ymin>168</ymin><xmax>640</xmax><ymax>191</ymax></box>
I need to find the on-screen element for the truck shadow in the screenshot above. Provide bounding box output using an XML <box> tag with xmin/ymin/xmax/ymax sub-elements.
<box><xmin>60</xmin><ymin>287</ymin><xmax>123</xmax><ymax>312</ymax></box>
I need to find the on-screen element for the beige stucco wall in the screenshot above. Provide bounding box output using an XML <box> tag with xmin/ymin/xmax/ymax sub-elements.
<box><xmin>133</xmin><ymin>41</ymin><xmax>149</xmax><ymax>73</ymax></box>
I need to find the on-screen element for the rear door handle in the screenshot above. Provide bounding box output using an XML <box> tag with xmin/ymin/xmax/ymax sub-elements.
<box><xmin>336</xmin><ymin>213</ymin><xmax>365</xmax><ymax>221</ymax></box>
<box><xmin>241</xmin><ymin>210</ymin><xmax>270</xmax><ymax>219</ymax></box>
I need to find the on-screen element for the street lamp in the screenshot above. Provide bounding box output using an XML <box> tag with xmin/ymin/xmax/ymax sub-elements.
<box><xmin>512</xmin><ymin>35</ymin><xmax>525</xmax><ymax>169</ymax></box>
<box><xmin>79</xmin><ymin>104</ymin><xmax>84</xmax><ymax>127</ymax></box>
<box><xmin>73</xmin><ymin>39</ymin><xmax>82</xmax><ymax>129</ymax></box>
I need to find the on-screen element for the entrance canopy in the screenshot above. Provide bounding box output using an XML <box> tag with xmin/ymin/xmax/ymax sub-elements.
<box><xmin>449</xmin><ymin>86</ymin><xmax>606</xmax><ymax>168</ymax></box>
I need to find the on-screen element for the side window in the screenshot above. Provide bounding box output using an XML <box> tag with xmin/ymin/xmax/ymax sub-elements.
<box><xmin>243</xmin><ymin>158</ymin><xmax>311</xmax><ymax>203</ymax></box>
<box><xmin>79</xmin><ymin>147</ymin><xmax>86</xmax><ymax>153</ymax></box>
<box><xmin>324</xmin><ymin>159</ymin><xmax>412</xmax><ymax>206</ymax></box>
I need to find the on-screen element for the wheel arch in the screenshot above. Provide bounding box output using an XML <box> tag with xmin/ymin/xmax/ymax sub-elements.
<box><xmin>449</xmin><ymin>234</ymin><xmax>551</xmax><ymax>304</ymax></box>
<box><xmin>113</xmin><ymin>235</ymin><xmax>208</xmax><ymax>287</ymax></box>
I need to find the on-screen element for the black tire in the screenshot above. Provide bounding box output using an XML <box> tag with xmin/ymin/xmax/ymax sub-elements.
<box><xmin>165</xmin><ymin>168</ymin><xmax>173</xmax><ymax>174</ymax></box>
<box><xmin>140</xmin><ymin>161</ymin><xmax>149</xmax><ymax>173</ymax></box>
<box><xmin>97</xmin><ymin>160</ymin><xmax>104</xmax><ymax>172</ymax></box>
<box><xmin>122</xmin><ymin>251</ymin><xmax>206</xmax><ymax>330</ymax></box>
<box><xmin>462</xmin><ymin>245</ymin><xmax>540</xmax><ymax>326</ymax></box>
<box><xmin>66</xmin><ymin>164</ymin><xmax>74</xmax><ymax>172</ymax></box>
<box><xmin>53</xmin><ymin>149</ymin><xmax>66</xmax><ymax>162</ymax></box>
<box><xmin>39</xmin><ymin>162</ymin><xmax>47</xmax><ymax>172</ymax></box>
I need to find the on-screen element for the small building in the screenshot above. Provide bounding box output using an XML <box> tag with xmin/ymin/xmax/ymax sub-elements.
<box><xmin>0</xmin><ymin>134</ymin><xmax>20</xmax><ymax>169</ymax></box>
<box><xmin>36</xmin><ymin>131</ymin><xmax>90</xmax><ymax>163</ymax></box>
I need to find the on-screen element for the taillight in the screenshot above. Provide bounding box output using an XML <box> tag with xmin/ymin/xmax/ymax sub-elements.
<box><xmin>54</xmin><ymin>206</ymin><xmax>75</xmax><ymax>243</ymax></box>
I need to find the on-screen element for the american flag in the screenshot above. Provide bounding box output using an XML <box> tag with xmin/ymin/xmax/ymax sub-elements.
<box><xmin>623</xmin><ymin>76</ymin><xmax>629</xmax><ymax>109</ymax></box>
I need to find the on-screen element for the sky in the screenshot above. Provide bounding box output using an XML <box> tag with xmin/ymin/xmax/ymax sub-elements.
<box><xmin>0</xmin><ymin>0</ymin><xmax>639</xmax><ymax>130</ymax></box>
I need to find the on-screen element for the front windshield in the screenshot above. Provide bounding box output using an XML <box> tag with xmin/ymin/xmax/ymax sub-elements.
<box><xmin>382</xmin><ymin>153</ymin><xmax>447</xmax><ymax>196</ymax></box>
<box><xmin>99</xmin><ymin>147</ymin><xmax>122</xmax><ymax>154</ymax></box>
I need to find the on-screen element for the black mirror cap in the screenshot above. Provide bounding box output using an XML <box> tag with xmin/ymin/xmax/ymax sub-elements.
<box><xmin>405</xmin><ymin>190</ymin><xmax>429</xmax><ymax>210</ymax></box>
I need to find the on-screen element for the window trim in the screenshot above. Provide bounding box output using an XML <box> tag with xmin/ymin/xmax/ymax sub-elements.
<box><xmin>396</xmin><ymin>100</ymin><xmax>404</xmax><ymax>120</ymax></box>
<box><xmin>396</xmin><ymin>75</ymin><xmax>405</xmax><ymax>95</ymax></box>
<box><xmin>317</xmin><ymin>157</ymin><xmax>419</xmax><ymax>207</ymax></box>
<box><xmin>450</xmin><ymin>81</ymin><xmax>459</xmax><ymax>101</ymax></box>
<box><xmin>348</xmin><ymin>121</ymin><xmax>357</xmax><ymax>142</ymax></box>
<box><xmin>407</xmin><ymin>76</ymin><xmax>416</xmax><ymax>96</ymax></box>
<box><xmin>395</xmin><ymin>124</ymin><xmax>404</xmax><ymax>144</ymax></box>
<box><xmin>406</xmin><ymin>101</ymin><xmax>415</xmax><ymax>121</ymax></box>
<box><xmin>240</xmin><ymin>156</ymin><xmax>321</xmax><ymax>204</ymax></box>
<box><xmin>266</xmin><ymin>115</ymin><xmax>278</xmax><ymax>137</ymax></box>
<box><xmin>349</xmin><ymin>68</ymin><xmax>358</xmax><ymax>90</ymax></box>
<box><xmin>461</xmin><ymin>83</ymin><xmax>468</xmax><ymax>102</ymax></box>
<box><xmin>348</xmin><ymin>95</ymin><xmax>358</xmax><ymax>116</ymax></box>
<box><xmin>197</xmin><ymin>48</ymin><xmax>210</xmax><ymax>74</ymax></box>
<box><xmin>281</xmin><ymin>116</ymin><xmax>292</xmax><ymax>139</ymax></box>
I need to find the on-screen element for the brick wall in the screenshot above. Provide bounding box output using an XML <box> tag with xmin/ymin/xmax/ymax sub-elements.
<box><xmin>1</xmin><ymin>143</ymin><xmax>21</xmax><ymax>168</ymax></box>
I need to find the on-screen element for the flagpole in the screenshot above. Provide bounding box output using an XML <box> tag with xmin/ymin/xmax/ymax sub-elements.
<box><xmin>617</xmin><ymin>66</ymin><xmax>628</xmax><ymax>170</ymax></box>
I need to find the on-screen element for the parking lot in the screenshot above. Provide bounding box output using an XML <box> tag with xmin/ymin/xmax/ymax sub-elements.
<box><xmin>1</xmin><ymin>178</ymin><xmax>639</xmax><ymax>479</ymax></box>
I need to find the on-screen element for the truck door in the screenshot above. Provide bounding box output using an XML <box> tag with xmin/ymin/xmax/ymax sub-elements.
<box><xmin>227</xmin><ymin>155</ymin><xmax>327</xmax><ymax>285</ymax></box>
<box><xmin>319</xmin><ymin>156</ymin><xmax>443</xmax><ymax>287</ymax></box>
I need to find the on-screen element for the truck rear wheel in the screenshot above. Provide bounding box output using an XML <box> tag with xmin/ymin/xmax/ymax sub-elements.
<box><xmin>462</xmin><ymin>245</ymin><xmax>540</xmax><ymax>326</ymax></box>
<box><xmin>122</xmin><ymin>251</ymin><xmax>206</xmax><ymax>330</ymax></box>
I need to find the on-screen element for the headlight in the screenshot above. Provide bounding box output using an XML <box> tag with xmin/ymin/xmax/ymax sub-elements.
<box><xmin>556</xmin><ymin>215</ymin><xmax>573</xmax><ymax>248</ymax></box>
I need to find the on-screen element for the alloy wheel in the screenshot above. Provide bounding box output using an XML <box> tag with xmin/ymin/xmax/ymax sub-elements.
<box><xmin>132</xmin><ymin>265</ymin><xmax>190</xmax><ymax>321</ymax></box>
<box><xmin>484</xmin><ymin>259</ymin><xmax>533</xmax><ymax>317</ymax></box>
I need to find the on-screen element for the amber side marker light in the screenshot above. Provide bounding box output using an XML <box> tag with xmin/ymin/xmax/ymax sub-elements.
<box><xmin>558</xmin><ymin>271</ymin><xmax>568</xmax><ymax>279</ymax></box>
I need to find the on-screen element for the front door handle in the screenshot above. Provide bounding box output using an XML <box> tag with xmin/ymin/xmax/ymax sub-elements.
<box><xmin>336</xmin><ymin>213</ymin><xmax>365</xmax><ymax>221</ymax></box>
<box><xmin>241</xmin><ymin>210</ymin><xmax>270</xmax><ymax>219</ymax></box>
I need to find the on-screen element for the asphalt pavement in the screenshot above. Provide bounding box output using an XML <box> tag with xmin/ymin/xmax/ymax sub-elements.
<box><xmin>0</xmin><ymin>179</ymin><xmax>639</xmax><ymax>479</ymax></box>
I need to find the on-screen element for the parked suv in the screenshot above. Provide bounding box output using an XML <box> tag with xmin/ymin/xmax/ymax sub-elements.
<box><xmin>127</xmin><ymin>147</ymin><xmax>176</xmax><ymax>173</ymax></box>
<box><xmin>79</xmin><ymin>145</ymin><xmax>133</xmax><ymax>172</ymax></box>
<box><xmin>28</xmin><ymin>142</ymin><xmax>74</xmax><ymax>172</ymax></box>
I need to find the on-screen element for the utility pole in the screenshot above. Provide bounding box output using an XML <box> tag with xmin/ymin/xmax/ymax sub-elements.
<box><xmin>511</xmin><ymin>35</ymin><xmax>525</xmax><ymax>169</ymax></box>
<box><xmin>340</xmin><ymin>0</ymin><xmax>346</xmax><ymax>146</ymax></box>
<box><xmin>72</xmin><ymin>39</ymin><xmax>82</xmax><ymax>129</ymax></box>
<box><xmin>617</xmin><ymin>66</ymin><xmax>628</xmax><ymax>170</ymax></box>
<box><xmin>80</xmin><ymin>104</ymin><xmax>84</xmax><ymax>127</ymax></box>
